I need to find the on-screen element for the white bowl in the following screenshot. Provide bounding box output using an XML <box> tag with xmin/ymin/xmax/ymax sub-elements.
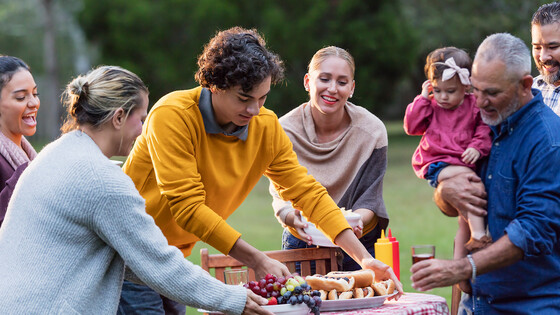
<box><xmin>302</xmin><ymin>211</ymin><xmax>361</xmax><ymax>247</ymax></box>
<box><xmin>199</xmin><ymin>303</ymin><xmax>309</xmax><ymax>314</ymax></box>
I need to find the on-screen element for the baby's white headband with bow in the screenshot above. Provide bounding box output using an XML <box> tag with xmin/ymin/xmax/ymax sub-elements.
<box><xmin>434</xmin><ymin>57</ymin><xmax>471</xmax><ymax>85</ymax></box>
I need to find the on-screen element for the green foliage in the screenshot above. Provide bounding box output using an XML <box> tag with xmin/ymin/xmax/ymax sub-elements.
<box><xmin>79</xmin><ymin>0</ymin><xmax>552</xmax><ymax>120</ymax></box>
<box><xmin>77</xmin><ymin>0</ymin><xmax>417</xmax><ymax>117</ymax></box>
<box><xmin>401</xmin><ymin>0</ymin><xmax>552</xmax><ymax>76</ymax></box>
<box><xmin>0</xmin><ymin>0</ymin><xmax>43</xmax><ymax>70</ymax></box>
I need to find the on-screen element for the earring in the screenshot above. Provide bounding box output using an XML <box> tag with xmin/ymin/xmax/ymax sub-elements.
<box><xmin>305</xmin><ymin>88</ymin><xmax>309</xmax><ymax>91</ymax></box>
<box><xmin>349</xmin><ymin>94</ymin><xmax>353</xmax><ymax>98</ymax></box>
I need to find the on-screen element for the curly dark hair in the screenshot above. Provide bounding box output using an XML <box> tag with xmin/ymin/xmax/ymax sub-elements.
<box><xmin>424</xmin><ymin>47</ymin><xmax>472</xmax><ymax>81</ymax></box>
<box><xmin>195</xmin><ymin>27</ymin><xmax>285</xmax><ymax>92</ymax></box>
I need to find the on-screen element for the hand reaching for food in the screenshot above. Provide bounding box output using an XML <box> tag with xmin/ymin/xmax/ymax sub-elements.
<box><xmin>252</xmin><ymin>256</ymin><xmax>292</xmax><ymax>280</ymax></box>
<box><xmin>360</xmin><ymin>258</ymin><xmax>403</xmax><ymax>300</ymax></box>
<box><xmin>242</xmin><ymin>290</ymin><xmax>274</xmax><ymax>315</ymax></box>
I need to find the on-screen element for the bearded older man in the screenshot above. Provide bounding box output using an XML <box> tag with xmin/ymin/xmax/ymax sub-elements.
<box><xmin>411</xmin><ymin>33</ymin><xmax>560</xmax><ymax>314</ymax></box>
<box><xmin>532</xmin><ymin>2</ymin><xmax>560</xmax><ymax>114</ymax></box>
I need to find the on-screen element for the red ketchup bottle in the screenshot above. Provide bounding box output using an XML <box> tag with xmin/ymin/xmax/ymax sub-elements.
<box><xmin>387</xmin><ymin>228</ymin><xmax>400</xmax><ymax>280</ymax></box>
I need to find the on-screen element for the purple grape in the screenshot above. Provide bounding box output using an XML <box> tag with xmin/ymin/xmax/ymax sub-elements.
<box><xmin>311</xmin><ymin>306</ymin><xmax>320</xmax><ymax>315</ymax></box>
<box><xmin>308</xmin><ymin>298</ymin><xmax>316</xmax><ymax>308</ymax></box>
<box><xmin>313</xmin><ymin>296</ymin><xmax>322</xmax><ymax>307</ymax></box>
<box><xmin>289</xmin><ymin>296</ymin><xmax>297</xmax><ymax>305</ymax></box>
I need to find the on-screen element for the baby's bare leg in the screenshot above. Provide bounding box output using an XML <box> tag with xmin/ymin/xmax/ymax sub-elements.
<box><xmin>438</xmin><ymin>165</ymin><xmax>486</xmax><ymax>246</ymax></box>
<box><xmin>437</xmin><ymin>165</ymin><xmax>473</xmax><ymax>183</ymax></box>
<box><xmin>468</xmin><ymin>212</ymin><xmax>487</xmax><ymax>240</ymax></box>
<box><xmin>438</xmin><ymin>166</ymin><xmax>487</xmax><ymax>239</ymax></box>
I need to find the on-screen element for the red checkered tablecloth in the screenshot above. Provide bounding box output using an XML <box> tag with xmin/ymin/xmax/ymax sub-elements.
<box><xmin>321</xmin><ymin>293</ymin><xmax>450</xmax><ymax>315</ymax></box>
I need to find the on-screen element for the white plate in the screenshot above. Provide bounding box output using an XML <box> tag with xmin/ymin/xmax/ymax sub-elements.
<box><xmin>303</xmin><ymin>222</ymin><xmax>339</xmax><ymax>247</ymax></box>
<box><xmin>303</xmin><ymin>212</ymin><xmax>361</xmax><ymax>247</ymax></box>
<box><xmin>198</xmin><ymin>303</ymin><xmax>310</xmax><ymax>314</ymax></box>
<box><xmin>320</xmin><ymin>292</ymin><xmax>397</xmax><ymax>312</ymax></box>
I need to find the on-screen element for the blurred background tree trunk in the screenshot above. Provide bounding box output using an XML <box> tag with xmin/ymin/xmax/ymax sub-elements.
<box><xmin>40</xmin><ymin>0</ymin><xmax>61</xmax><ymax>141</ymax></box>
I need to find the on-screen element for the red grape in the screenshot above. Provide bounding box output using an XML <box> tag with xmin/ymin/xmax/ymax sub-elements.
<box><xmin>266</xmin><ymin>283</ymin><xmax>274</xmax><ymax>292</ymax></box>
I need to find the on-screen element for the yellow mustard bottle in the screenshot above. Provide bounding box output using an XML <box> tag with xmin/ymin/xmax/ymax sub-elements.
<box><xmin>374</xmin><ymin>229</ymin><xmax>393</xmax><ymax>268</ymax></box>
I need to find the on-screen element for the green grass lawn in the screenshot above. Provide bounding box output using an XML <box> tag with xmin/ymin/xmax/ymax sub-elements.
<box><xmin>185</xmin><ymin>121</ymin><xmax>457</xmax><ymax>314</ymax></box>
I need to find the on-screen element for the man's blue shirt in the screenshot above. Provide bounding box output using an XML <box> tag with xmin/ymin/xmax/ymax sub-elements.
<box><xmin>473</xmin><ymin>90</ymin><xmax>560</xmax><ymax>313</ymax></box>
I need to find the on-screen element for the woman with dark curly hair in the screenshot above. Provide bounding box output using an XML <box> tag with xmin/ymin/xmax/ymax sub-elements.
<box><xmin>119</xmin><ymin>27</ymin><xmax>401</xmax><ymax>314</ymax></box>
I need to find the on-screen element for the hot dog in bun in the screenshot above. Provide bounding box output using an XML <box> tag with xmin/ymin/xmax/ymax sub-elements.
<box><xmin>326</xmin><ymin>269</ymin><xmax>375</xmax><ymax>288</ymax></box>
<box><xmin>305</xmin><ymin>274</ymin><xmax>355</xmax><ymax>292</ymax></box>
<box><xmin>372</xmin><ymin>279</ymin><xmax>396</xmax><ymax>296</ymax></box>
<box><xmin>327</xmin><ymin>289</ymin><xmax>353</xmax><ymax>300</ymax></box>
<box><xmin>353</xmin><ymin>286</ymin><xmax>374</xmax><ymax>299</ymax></box>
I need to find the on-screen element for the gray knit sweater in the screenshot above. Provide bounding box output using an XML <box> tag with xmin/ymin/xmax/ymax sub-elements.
<box><xmin>0</xmin><ymin>131</ymin><xmax>246</xmax><ymax>315</ymax></box>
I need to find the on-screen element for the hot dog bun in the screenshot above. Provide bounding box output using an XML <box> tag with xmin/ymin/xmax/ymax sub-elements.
<box><xmin>326</xmin><ymin>269</ymin><xmax>375</xmax><ymax>288</ymax></box>
<box><xmin>328</xmin><ymin>289</ymin><xmax>338</xmax><ymax>300</ymax></box>
<box><xmin>372</xmin><ymin>279</ymin><xmax>396</xmax><ymax>296</ymax></box>
<box><xmin>353</xmin><ymin>287</ymin><xmax>364</xmax><ymax>299</ymax></box>
<box><xmin>352</xmin><ymin>286</ymin><xmax>374</xmax><ymax>299</ymax></box>
<box><xmin>364</xmin><ymin>286</ymin><xmax>374</xmax><ymax>298</ymax></box>
<box><xmin>339</xmin><ymin>291</ymin><xmax>353</xmax><ymax>300</ymax></box>
<box><xmin>326</xmin><ymin>287</ymin><xmax>373</xmax><ymax>300</ymax></box>
<box><xmin>305</xmin><ymin>274</ymin><xmax>355</xmax><ymax>292</ymax></box>
<box><xmin>328</xmin><ymin>289</ymin><xmax>353</xmax><ymax>300</ymax></box>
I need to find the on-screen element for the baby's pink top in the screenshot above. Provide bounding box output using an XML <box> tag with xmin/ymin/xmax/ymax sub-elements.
<box><xmin>403</xmin><ymin>93</ymin><xmax>492</xmax><ymax>179</ymax></box>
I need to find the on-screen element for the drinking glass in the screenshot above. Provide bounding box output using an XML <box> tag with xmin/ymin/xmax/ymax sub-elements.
<box><xmin>224</xmin><ymin>269</ymin><xmax>248</xmax><ymax>285</ymax></box>
<box><xmin>411</xmin><ymin>245</ymin><xmax>435</xmax><ymax>264</ymax></box>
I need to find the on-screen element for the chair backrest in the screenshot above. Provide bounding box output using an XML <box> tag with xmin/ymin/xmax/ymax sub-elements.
<box><xmin>200</xmin><ymin>247</ymin><xmax>341</xmax><ymax>282</ymax></box>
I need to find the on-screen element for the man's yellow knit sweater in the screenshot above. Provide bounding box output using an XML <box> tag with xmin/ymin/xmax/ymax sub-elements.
<box><xmin>123</xmin><ymin>87</ymin><xmax>350</xmax><ymax>257</ymax></box>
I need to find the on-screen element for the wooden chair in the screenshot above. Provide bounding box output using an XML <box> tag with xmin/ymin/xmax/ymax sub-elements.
<box><xmin>451</xmin><ymin>284</ymin><xmax>461</xmax><ymax>315</ymax></box>
<box><xmin>200</xmin><ymin>247</ymin><xmax>341</xmax><ymax>282</ymax></box>
<box><xmin>450</xmin><ymin>241</ymin><xmax>462</xmax><ymax>315</ymax></box>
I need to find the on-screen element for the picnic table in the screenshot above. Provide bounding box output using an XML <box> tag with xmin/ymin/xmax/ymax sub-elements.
<box><xmin>321</xmin><ymin>292</ymin><xmax>449</xmax><ymax>315</ymax></box>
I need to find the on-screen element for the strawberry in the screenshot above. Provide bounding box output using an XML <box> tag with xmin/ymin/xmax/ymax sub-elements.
<box><xmin>267</xmin><ymin>297</ymin><xmax>278</xmax><ymax>305</ymax></box>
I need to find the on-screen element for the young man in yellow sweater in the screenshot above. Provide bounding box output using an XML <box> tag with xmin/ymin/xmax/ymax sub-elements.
<box><xmin>118</xmin><ymin>27</ymin><xmax>402</xmax><ymax>314</ymax></box>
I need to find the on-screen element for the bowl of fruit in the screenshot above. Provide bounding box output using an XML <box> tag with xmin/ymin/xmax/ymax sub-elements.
<box><xmin>244</xmin><ymin>273</ymin><xmax>322</xmax><ymax>315</ymax></box>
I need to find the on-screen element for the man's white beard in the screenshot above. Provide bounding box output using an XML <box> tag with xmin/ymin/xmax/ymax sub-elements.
<box><xmin>481</xmin><ymin>94</ymin><xmax>521</xmax><ymax>126</ymax></box>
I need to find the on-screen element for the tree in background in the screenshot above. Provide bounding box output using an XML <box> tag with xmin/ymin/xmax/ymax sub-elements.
<box><xmin>78</xmin><ymin>0</ymin><xmax>417</xmax><ymax>118</ymax></box>
<box><xmin>0</xmin><ymin>0</ymin><xmax>91</xmax><ymax>142</ymax></box>
<box><xmin>40</xmin><ymin>0</ymin><xmax>60</xmax><ymax>141</ymax></box>
<box><xmin>396</xmin><ymin>0</ymin><xmax>551</xmax><ymax>118</ymax></box>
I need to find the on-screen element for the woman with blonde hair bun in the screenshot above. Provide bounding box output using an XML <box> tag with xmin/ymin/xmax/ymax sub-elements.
<box><xmin>0</xmin><ymin>65</ymin><xmax>269</xmax><ymax>315</ymax></box>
